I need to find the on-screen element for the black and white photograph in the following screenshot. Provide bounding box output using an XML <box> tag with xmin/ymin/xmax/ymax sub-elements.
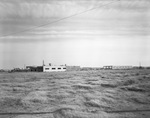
<box><xmin>0</xmin><ymin>0</ymin><xmax>150</xmax><ymax>117</ymax></box>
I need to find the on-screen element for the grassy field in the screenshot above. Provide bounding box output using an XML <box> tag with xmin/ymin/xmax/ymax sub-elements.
<box><xmin>0</xmin><ymin>69</ymin><xmax>150</xmax><ymax>118</ymax></box>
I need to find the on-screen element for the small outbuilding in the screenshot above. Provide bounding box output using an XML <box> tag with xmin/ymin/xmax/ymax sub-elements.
<box><xmin>103</xmin><ymin>66</ymin><xmax>113</xmax><ymax>70</ymax></box>
<box><xmin>26</xmin><ymin>66</ymin><xmax>43</xmax><ymax>72</ymax></box>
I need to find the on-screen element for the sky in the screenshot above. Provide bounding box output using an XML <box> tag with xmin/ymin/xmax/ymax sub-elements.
<box><xmin>0</xmin><ymin>0</ymin><xmax>150</xmax><ymax>69</ymax></box>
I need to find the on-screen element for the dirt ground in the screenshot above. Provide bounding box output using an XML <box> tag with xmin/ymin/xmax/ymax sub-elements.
<box><xmin>0</xmin><ymin>69</ymin><xmax>150</xmax><ymax>118</ymax></box>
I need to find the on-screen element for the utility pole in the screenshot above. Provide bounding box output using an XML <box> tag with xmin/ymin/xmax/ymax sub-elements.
<box><xmin>139</xmin><ymin>62</ymin><xmax>142</xmax><ymax>69</ymax></box>
<box><xmin>139</xmin><ymin>62</ymin><xmax>141</xmax><ymax>67</ymax></box>
<box><xmin>43</xmin><ymin>60</ymin><xmax>45</xmax><ymax>66</ymax></box>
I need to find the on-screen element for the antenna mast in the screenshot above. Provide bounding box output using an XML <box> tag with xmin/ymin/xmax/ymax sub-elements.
<box><xmin>43</xmin><ymin>60</ymin><xmax>45</xmax><ymax>66</ymax></box>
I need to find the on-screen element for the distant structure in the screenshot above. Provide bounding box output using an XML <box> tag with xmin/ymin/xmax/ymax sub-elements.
<box><xmin>81</xmin><ymin>67</ymin><xmax>102</xmax><ymax>71</ymax></box>
<box><xmin>43</xmin><ymin>63</ymin><xmax>66</xmax><ymax>72</ymax></box>
<box><xmin>103</xmin><ymin>66</ymin><xmax>113</xmax><ymax>70</ymax></box>
<box><xmin>26</xmin><ymin>66</ymin><xmax>43</xmax><ymax>72</ymax></box>
<box><xmin>103</xmin><ymin>65</ymin><xmax>133</xmax><ymax>70</ymax></box>
<box><xmin>26</xmin><ymin>62</ymin><xmax>81</xmax><ymax>72</ymax></box>
<box><xmin>26</xmin><ymin>61</ymin><xmax>67</xmax><ymax>72</ymax></box>
<box><xmin>112</xmin><ymin>66</ymin><xmax>132</xmax><ymax>70</ymax></box>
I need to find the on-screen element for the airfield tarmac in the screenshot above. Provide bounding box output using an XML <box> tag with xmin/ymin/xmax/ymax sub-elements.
<box><xmin>0</xmin><ymin>69</ymin><xmax>150</xmax><ymax>118</ymax></box>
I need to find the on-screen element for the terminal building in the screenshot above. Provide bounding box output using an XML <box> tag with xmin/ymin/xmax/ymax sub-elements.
<box><xmin>112</xmin><ymin>66</ymin><xmax>132</xmax><ymax>70</ymax></box>
<box><xmin>26</xmin><ymin>60</ymin><xmax>81</xmax><ymax>72</ymax></box>
<box><xmin>103</xmin><ymin>65</ymin><xmax>133</xmax><ymax>70</ymax></box>
<box><xmin>26</xmin><ymin>63</ymin><xmax>66</xmax><ymax>72</ymax></box>
<box><xmin>43</xmin><ymin>64</ymin><xmax>66</xmax><ymax>72</ymax></box>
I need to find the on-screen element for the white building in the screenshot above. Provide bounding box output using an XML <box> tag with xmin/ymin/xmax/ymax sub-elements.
<box><xmin>43</xmin><ymin>65</ymin><xmax>66</xmax><ymax>72</ymax></box>
<box><xmin>103</xmin><ymin>65</ymin><xmax>133</xmax><ymax>70</ymax></box>
<box><xmin>112</xmin><ymin>66</ymin><xmax>133</xmax><ymax>70</ymax></box>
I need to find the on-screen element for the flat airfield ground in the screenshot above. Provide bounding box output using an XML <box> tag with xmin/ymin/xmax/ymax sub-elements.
<box><xmin>0</xmin><ymin>69</ymin><xmax>150</xmax><ymax>118</ymax></box>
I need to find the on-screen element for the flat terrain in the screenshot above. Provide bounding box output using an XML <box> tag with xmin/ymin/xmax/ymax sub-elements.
<box><xmin>0</xmin><ymin>69</ymin><xmax>150</xmax><ymax>118</ymax></box>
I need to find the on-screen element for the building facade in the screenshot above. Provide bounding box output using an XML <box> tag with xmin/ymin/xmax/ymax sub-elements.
<box><xmin>103</xmin><ymin>66</ymin><xmax>113</xmax><ymax>70</ymax></box>
<box><xmin>112</xmin><ymin>66</ymin><xmax>132</xmax><ymax>70</ymax></box>
<box><xmin>43</xmin><ymin>65</ymin><xmax>66</xmax><ymax>72</ymax></box>
<box><xmin>103</xmin><ymin>65</ymin><xmax>132</xmax><ymax>70</ymax></box>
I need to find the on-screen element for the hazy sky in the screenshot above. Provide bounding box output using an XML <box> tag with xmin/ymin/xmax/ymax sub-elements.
<box><xmin>0</xmin><ymin>0</ymin><xmax>150</xmax><ymax>69</ymax></box>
